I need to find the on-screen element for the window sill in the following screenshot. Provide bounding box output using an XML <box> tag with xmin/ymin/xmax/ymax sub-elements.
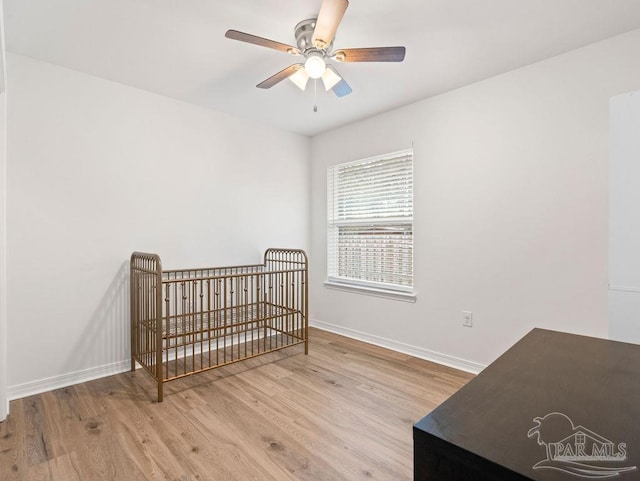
<box><xmin>324</xmin><ymin>281</ymin><xmax>417</xmax><ymax>303</ymax></box>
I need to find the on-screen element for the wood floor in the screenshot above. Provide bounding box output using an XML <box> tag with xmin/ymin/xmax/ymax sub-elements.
<box><xmin>0</xmin><ymin>328</ymin><xmax>473</xmax><ymax>481</ymax></box>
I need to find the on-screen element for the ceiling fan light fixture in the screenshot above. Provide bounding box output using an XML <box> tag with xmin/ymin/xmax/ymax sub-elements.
<box><xmin>304</xmin><ymin>53</ymin><xmax>326</xmax><ymax>79</ymax></box>
<box><xmin>321</xmin><ymin>67</ymin><xmax>341</xmax><ymax>90</ymax></box>
<box><xmin>289</xmin><ymin>67</ymin><xmax>310</xmax><ymax>90</ymax></box>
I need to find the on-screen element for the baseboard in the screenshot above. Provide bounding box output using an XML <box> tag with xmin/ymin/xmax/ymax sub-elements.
<box><xmin>310</xmin><ymin>319</ymin><xmax>486</xmax><ymax>375</ymax></box>
<box><xmin>7</xmin><ymin>323</ymin><xmax>484</xmax><ymax>401</ymax></box>
<box><xmin>0</xmin><ymin>397</ymin><xmax>6</xmax><ymax>422</ymax></box>
<box><xmin>7</xmin><ymin>360</ymin><xmax>131</xmax><ymax>401</ymax></box>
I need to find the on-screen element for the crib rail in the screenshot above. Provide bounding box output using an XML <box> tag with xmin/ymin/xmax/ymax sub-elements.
<box><xmin>130</xmin><ymin>248</ymin><xmax>308</xmax><ymax>402</ymax></box>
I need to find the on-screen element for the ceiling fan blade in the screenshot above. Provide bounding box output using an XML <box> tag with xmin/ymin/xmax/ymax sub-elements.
<box><xmin>329</xmin><ymin>67</ymin><xmax>352</xmax><ymax>97</ymax></box>
<box><xmin>312</xmin><ymin>0</ymin><xmax>349</xmax><ymax>49</ymax></box>
<box><xmin>257</xmin><ymin>64</ymin><xmax>304</xmax><ymax>89</ymax></box>
<box><xmin>225</xmin><ymin>30</ymin><xmax>301</xmax><ymax>55</ymax></box>
<box><xmin>332</xmin><ymin>79</ymin><xmax>352</xmax><ymax>97</ymax></box>
<box><xmin>333</xmin><ymin>46</ymin><xmax>406</xmax><ymax>62</ymax></box>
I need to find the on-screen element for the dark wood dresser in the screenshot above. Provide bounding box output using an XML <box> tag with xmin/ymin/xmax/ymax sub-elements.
<box><xmin>413</xmin><ymin>328</ymin><xmax>640</xmax><ymax>480</ymax></box>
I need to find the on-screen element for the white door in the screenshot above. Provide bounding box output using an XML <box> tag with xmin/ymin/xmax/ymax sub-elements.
<box><xmin>609</xmin><ymin>90</ymin><xmax>640</xmax><ymax>345</ymax></box>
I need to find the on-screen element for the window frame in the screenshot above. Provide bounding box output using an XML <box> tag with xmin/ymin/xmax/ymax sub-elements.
<box><xmin>325</xmin><ymin>148</ymin><xmax>415</xmax><ymax>302</ymax></box>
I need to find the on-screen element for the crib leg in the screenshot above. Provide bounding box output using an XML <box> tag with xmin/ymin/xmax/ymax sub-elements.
<box><xmin>157</xmin><ymin>381</ymin><xmax>163</xmax><ymax>403</ymax></box>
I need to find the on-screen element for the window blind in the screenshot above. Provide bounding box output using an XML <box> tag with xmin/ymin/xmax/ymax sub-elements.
<box><xmin>327</xmin><ymin>149</ymin><xmax>413</xmax><ymax>291</ymax></box>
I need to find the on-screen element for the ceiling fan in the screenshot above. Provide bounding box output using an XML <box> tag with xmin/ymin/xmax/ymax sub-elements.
<box><xmin>225</xmin><ymin>0</ymin><xmax>406</xmax><ymax>98</ymax></box>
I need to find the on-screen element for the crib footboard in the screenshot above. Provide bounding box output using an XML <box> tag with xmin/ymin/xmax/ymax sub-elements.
<box><xmin>130</xmin><ymin>248</ymin><xmax>308</xmax><ymax>402</ymax></box>
<box><xmin>130</xmin><ymin>252</ymin><xmax>164</xmax><ymax>401</ymax></box>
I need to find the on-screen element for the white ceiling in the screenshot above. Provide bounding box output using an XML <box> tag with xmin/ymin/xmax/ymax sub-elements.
<box><xmin>4</xmin><ymin>0</ymin><xmax>640</xmax><ymax>136</ymax></box>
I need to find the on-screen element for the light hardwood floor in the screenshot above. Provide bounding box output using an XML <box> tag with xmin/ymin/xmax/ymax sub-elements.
<box><xmin>0</xmin><ymin>328</ymin><xmax>473</xmax><ymax>481</ymax></box>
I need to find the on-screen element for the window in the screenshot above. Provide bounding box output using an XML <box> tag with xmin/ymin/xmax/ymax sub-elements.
<box><xmin>327</xmin><ymin>149</ymin><xmax>414</xmax><ymax>298</ymax></box>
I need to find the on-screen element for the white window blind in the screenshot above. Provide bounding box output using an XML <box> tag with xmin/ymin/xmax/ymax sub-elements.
<box><xmin>327</xmin><ymin>149</ymin><xmax>414</xmax><ymax>293</ymax></box>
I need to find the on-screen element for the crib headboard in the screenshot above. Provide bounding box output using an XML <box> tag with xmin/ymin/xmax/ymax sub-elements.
<box><xmin>264</xmin><ymin>247</ymin><xmax>308</xmax><ymax>269</ymax></box>
<box><xmin>264</xmin><ymin>248</ymin><xmax>308</xmax><ymax>326</ymax></box>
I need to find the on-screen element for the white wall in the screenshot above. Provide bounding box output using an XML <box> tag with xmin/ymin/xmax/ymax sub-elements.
<box><xmin>609</xmin><ymin>90</ymin><xmax>640</xmax><ymax>344</ymax></box>
<box><xmin>310</xmin><ymin>29</ymin><xmax>640</xmax><ymax>371</ymax></box>
<box><xmin>6</xmin><ymin>54</ymin><xmax>310</xmax><ymax>397</ymax></box>
<box><xmin>0</xmin><ymin>0</ymin><xmax>8</xmax><ymax>421</ymax></box>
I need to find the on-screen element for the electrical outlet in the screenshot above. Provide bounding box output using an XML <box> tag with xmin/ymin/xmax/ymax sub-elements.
<box><xmin>462</xmin><ymin>311</ymin><xmax>473</xmax><ymax>327</ymax></box>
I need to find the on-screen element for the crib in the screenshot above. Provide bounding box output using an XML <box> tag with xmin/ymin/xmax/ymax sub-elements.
<box><xmin>130</xmin><ymin>248</ymin><xmax>308</xmax><ymax>402</ymax></box>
